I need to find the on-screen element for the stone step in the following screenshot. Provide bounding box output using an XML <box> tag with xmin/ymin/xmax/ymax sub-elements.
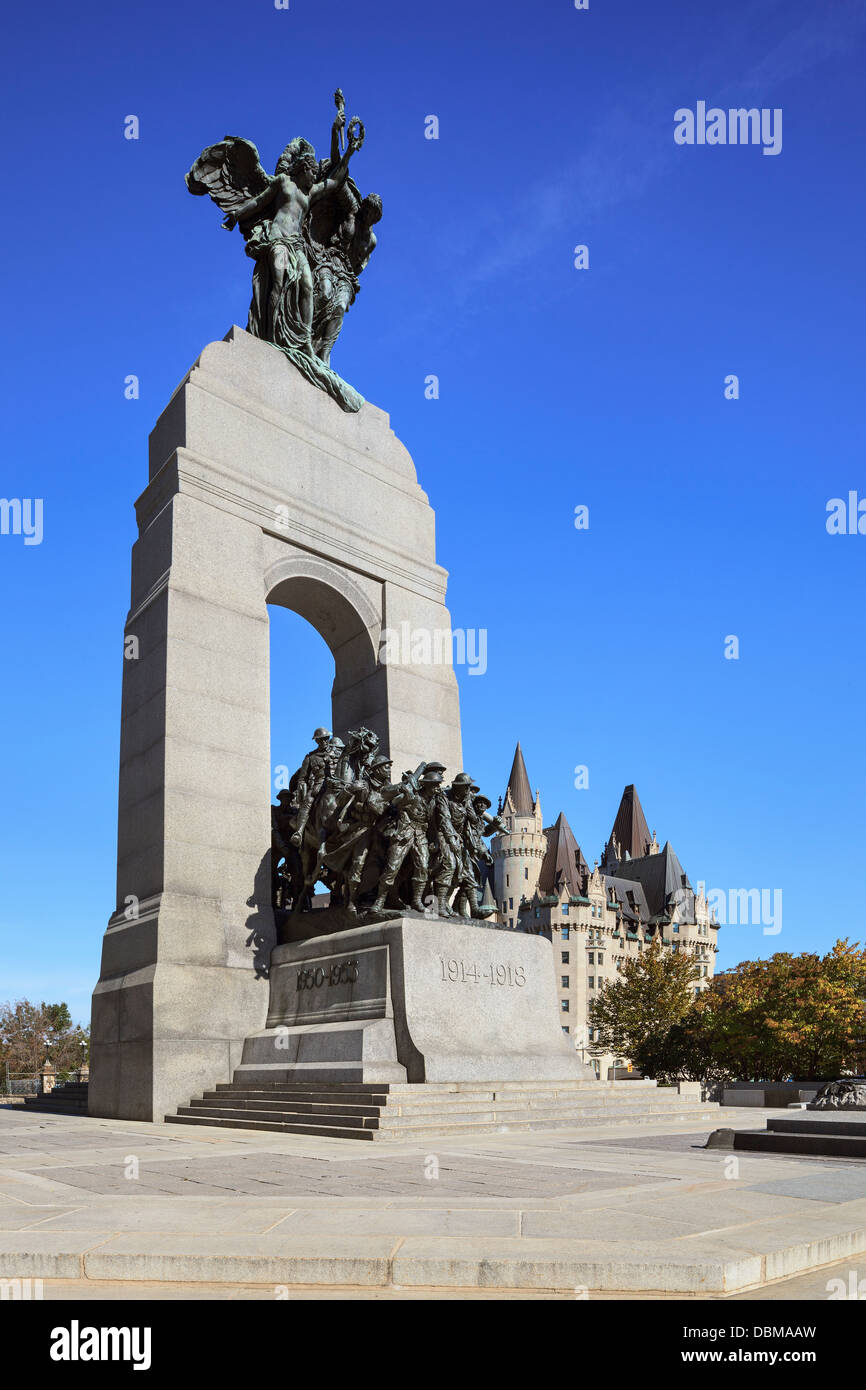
<box><xmin>370</xmin><ymin>1109</ymin><xmax>719</xmax><ymax>1139</ymax></box>
<box><xmin>734</xmin><ymin>1129</ymin><xmax>866</xmax><ymax>1159</ymax></box>
<box><xmin>197</xmin><ymin>1096</ymin><xmax>385</xmax><ymax>1117</ymax></box>
<box><xmin>166</xmin><ymin>1113</ymin><xmax>375</xmax><ymax>1140</ymax></box>
<box><xmin>178</xmin><ymin>1104</ymin><xmax>376</xmax><ymax>1128</ymax></box>
<box><xmin>376</xmin><ymin>1103</ymin><xmax>716</xmax><ymax>1129</ymax></box>
<box><xmin>21</xmin><ymin>1082</ymin><xmax>90</xmax><ymax>1116</ymax></box>
<box><xmin>769</xmin><ymin>1117</ymin><xmax>866</xmax><ymax>1137</ymax></box>
<box><xmin>24</xmin><ymin>1097</ymin><xmax>89</xmax><ymax>1105</ymax></box>
<box><xmin>22</xmin><ymin>1101</ymin><xmax>89</xmax><ymax>1114</ymax></box>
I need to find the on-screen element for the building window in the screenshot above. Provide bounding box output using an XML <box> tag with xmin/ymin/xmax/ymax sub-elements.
<box><xmin>588</xmin><ymin>976</ymin><xmax>595</xmax><ymax>989</ymax></box>
<box><xmin>525</xmin><ymin>867</ymin><xmax>529</xmax><ymax>880</ymax></box>
<box><xmin>561</xmin><ymin>975</ymin><xmax>569</xmax><ymax>989</ymax></box>
<box><xmin>673</xmin><ymin>924</ymin><xmax>680</xmax><ymax>933</ymax></box>
<box><xmin>562</xmin><ymin>1026</ymin><xmax>570</xmax><ymax>1035</ymax></box>
<box><xmin>562</xmin><ymin>904</ymin><xmax>569</xmax><ymax>915</ymax></box>
<box><xmin>561</xmin><ymin>951</ymin><xmax>569</xmax><ymax>964</ymax></box>
<box><xmin>561</xmin><ymin>1000</ymin><xmax>569</xmax><ymax>1012</ymax></box>
<box><xmin>506</xmin><ymin>875</ymin><xmax>509</xmax><ymax>887</ymax></box>
<box><xmin>588</xmin><ymin>951</ymin><xmax>594</xmax><ymax>965</ymax></box>
<box><xmin>509</xmin><ymin>898</ymin><xmax>513</xmax><ymax>910</ymax></box>
<box><xmin>562</xmin><ymin>927</ymin><xmax>569</xmax><ymax>940</ymax></box>
<box><xmin>597</xmin><ymin>953</ymin><xmax>604</xmax><ymax>966</ymax></box>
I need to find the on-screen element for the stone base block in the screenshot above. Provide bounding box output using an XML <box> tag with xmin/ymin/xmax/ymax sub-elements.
<box><xmin>237</xmin><ymin>1020</ymin><xmax>408</xmax><ymax>1086</ymax></box>
<box><xmin>89</xmin><ymin>949</ymin><xmax>268</xmax><ymax>1121</ymax></box>
<box><xmin>234</xmin><ymin>919</ymin><xmax>595</xmax><ymax>1086</ymax></box>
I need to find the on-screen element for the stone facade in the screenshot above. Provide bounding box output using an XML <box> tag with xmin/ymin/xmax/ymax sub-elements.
<box><xmin>490</xmin><ymin>746</ymin><xmax>719</xmax><ymax>1078</ymax></box>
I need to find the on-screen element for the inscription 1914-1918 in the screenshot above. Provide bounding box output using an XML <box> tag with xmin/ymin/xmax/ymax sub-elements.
<box><xmin>439</xmin><ymin>958</ymin><xmax>526</xmax><ymax>987</ymax></box>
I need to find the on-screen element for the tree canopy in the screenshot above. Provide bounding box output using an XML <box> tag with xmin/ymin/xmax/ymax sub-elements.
<box><xmin>588</xmin><ymin>938</ymin><xmax>700</xmax><ymax>1077</ymax></box>
<box><xmin>0</xmin><ymin>999</ymin><xmax>89</xmax><ymax>1078</ymax></box>
<box><xmin>589</xmin><ymin>939</ymin><xmax>866</xmax><ymax>1084</ymax></box>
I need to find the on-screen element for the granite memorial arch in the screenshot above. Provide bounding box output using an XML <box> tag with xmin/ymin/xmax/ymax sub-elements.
<box><xmin>89</xmin><ymin>328</ymin><xmax>465</xmax><ymax>1121</ymax></box>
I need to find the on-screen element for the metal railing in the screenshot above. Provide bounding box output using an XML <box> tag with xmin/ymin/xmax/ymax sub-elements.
<box><xmin>2</xmin><ymin>1073</ymin><xmax>40</xmax><ymax>1097</ymax></box>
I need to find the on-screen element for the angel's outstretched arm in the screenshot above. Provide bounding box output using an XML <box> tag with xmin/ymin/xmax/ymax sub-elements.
<box><xmin>223</xmin><ymin>180</ymin><xmax>277</xmax><ymax>229</ymax></box>
<box><xmin>329</xmin><ymin>111</ymin><xmax>345</xmax><ymax>167</ymax></box>
<box><xmin>310</xmin><ymin>146</ymin><xmax>354</xmax><ymax>206</ymax></box>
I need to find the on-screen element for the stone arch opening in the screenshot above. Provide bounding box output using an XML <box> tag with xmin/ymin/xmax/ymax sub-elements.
<box><xmin>264</xmin><ymin>557</ymin><xmax>386</xmax><ymax>752</ymax></box>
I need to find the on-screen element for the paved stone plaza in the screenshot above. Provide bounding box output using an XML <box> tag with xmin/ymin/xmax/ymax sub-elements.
<box><xmin>3</xmin><ymin>1105</ymin><xmax>866</xmax><ymax>1298</ymax></box>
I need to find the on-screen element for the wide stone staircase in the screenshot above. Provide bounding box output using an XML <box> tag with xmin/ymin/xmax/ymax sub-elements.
<box><xmin>166</xmin><ymin>1079</ymin><xmax>720</xmax><ymax>1142</ymax></box>
<box><xmin>22</xmin><ymin>1080</ymin><xmax>90</xmax><ymax>1116</ymax></box>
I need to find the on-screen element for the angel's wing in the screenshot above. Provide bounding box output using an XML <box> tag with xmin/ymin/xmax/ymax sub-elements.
<box><xmin>185</xmin><ymin>136</ymin><xmax>271</xmax><ymax>232</ymax></box>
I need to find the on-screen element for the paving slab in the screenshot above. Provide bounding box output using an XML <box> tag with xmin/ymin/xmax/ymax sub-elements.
<box><xmin>2</xmin><ymin>1107</ymin><xmax>864</xmax><ymax>1296</ymax></box>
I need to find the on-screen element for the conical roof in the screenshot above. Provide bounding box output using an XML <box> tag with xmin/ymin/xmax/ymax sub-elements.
<box><xmin>504</xmin><ymin>742</ymin><xmax>534</xmax><ymax>815</ymax></box>
<box><xmin>607</xmin><ymin>784</ymin><xmax>652</xmax><ymax>862</ymax></box>
<box><xmin>538</xmin><ymin>812</ymin><xmax>589</xmax><ymax>897</ymax></box>
<box><xmin>609</xmin><ymin>841</ymin><xmax>694</xmax><ymax>921</ymax></box>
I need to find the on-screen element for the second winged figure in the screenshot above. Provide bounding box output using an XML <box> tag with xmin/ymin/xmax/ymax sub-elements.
<box><xmin>186</xmin><ymin>90</ymin><xmax>381</xmax><ymax>413</ymax></box>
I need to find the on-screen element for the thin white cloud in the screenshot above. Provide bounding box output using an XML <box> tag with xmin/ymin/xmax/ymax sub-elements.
<box><xmin>742</xmin><ymin>0</ymin><xmax>866</xmax><ymax>89</ymax></box>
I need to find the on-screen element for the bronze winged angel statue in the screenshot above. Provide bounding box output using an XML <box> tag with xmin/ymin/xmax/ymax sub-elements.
<box><xmin>186</xmin><ymin>90</ymin><xmax>381</xmax><ymax>413</ymax></box>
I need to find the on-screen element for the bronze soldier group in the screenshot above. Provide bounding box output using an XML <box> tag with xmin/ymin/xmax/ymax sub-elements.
<box><xmin>272</xmin><ymin>727</ymin><xmax>504</xmax><ymax>921</ymax></box>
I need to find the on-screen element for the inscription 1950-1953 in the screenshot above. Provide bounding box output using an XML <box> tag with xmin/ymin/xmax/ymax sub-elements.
<box><xmin>297</xmin><ymin>959</ymin><xmax>360</xmax><ymax>991</ymax></box>
<box><xmin>439</xmin><ymin>958</ymin><xmax>526</xmax><ymax>987</ymax></box>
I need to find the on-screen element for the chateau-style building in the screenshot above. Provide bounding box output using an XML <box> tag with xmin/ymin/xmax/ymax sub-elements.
<box><xmin>489</xmin><ymin>744</ymin><xmax>719</xmax><ymax>1078</ymax></box>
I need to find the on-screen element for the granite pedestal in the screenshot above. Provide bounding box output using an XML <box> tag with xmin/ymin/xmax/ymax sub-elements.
<box><xmin>235</xmin><ymin>918</ymin><xmax>596</xmax><ymax>1086</ymax></box>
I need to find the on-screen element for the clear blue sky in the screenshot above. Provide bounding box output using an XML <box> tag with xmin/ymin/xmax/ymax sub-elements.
<box><xmin>1</xmin><ymin>0</ymin><xmax>864</xmax><ymax>1022</ymax></box>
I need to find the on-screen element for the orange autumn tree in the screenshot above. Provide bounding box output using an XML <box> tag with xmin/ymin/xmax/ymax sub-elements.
<box><xmin>686</xmin><ymin>939</ymin><xmax>866</xmax><ymax>1082</ymax></box>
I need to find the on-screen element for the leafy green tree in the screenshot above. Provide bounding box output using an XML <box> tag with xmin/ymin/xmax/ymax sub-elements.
<box><xmin>589</xmin><ymin>938</ymin><xmax>700</xmax><ymax>1077</ymax></box>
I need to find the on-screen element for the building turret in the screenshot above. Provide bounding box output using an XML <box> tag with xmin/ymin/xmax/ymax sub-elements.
<box><xmin>491</xmin><ymin>742</ymin><xmax>547</xmax><ymax>928</ymax></box>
